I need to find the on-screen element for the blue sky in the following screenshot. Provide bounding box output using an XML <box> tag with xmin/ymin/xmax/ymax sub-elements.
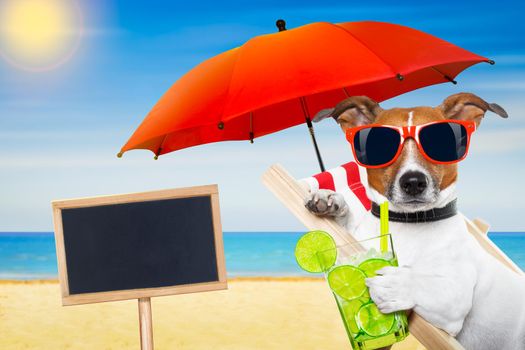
<box><xmin>0</xmin><ymin>0</ymin><xmax>524</xmax><ymax>231</ymax></box>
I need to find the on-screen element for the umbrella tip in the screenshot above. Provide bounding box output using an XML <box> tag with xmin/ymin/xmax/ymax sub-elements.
<box><xmin>154</xmin><ymin>155</ymin><xmax>159</xmax><ymax>160</ymax></box>
<box><xmin>276</xmin><ymin>19</ymin><xmax>286</xmax><ymax>32</ymax></box>
<box><xmin>487</xmin><ymin>59</ymin><xmax>495</xmax><ymax>65</ymax></box>
<box><xmin>117</xmin><ymin>152</ymin><xmax>123</xmax><ymax>158</ymax></box>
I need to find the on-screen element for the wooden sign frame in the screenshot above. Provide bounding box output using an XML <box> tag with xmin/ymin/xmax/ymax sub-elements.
<box><xmin>52</xmin><ymin>184</ymin><xmax>227</xmax><ymax>307</ymax></box>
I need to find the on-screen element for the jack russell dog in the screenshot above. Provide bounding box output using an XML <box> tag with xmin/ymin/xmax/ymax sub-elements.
<box><xmin>305</xmin><ymin>93</ymin><xmax>525</xmax><ymax>349</ymax></box>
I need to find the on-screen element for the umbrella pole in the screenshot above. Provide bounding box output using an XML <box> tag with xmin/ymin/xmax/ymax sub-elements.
<box><xmin>299</xmin><ymin>96</ymin><xmax>326</xmax><ymax>172</ymax></box>
<box><xmin>305</xmin><ymin>118</ymin><xmax>326</xmax><ymax>172</ymax></box>
<box><xmin>299</xmin><ymin>97</ymin><xmax>324</xmax><ymax>172</ymax></box>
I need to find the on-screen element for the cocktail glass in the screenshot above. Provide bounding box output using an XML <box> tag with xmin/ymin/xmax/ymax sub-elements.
<box><xmin>317</xmin><ymin>234</ymin><xmax>409</xmax><ymax>350</ymax></box>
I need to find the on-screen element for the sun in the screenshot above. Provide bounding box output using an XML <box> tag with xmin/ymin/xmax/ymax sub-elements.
<box><xmin>0</xmin><ymin>0</ymin><xmax>82</xmax><ymax>72</ymax></box>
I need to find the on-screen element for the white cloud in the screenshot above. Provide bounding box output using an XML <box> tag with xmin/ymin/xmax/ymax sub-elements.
<box><xmin>0</xmin><ymin>123</ymin><xmax>348</xmax><ymax>231</ymax></box>
<box><xmin>469</xmin><ymin>128</ymin><xmax>525</xmax><ymax>155</ymax></box>
<box><xmin>0</xmin><ymin>124</ymin><xmax>523</xmax><ymax>232</ymax></box>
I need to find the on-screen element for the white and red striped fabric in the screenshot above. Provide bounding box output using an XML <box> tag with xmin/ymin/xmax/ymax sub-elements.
<box><xmin>299</xmin><ymin>161</ymin><xmax>371</xmax><ymax>219</ymax></box>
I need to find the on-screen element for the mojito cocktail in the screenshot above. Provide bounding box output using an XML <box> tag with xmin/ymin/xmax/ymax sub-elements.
<box><xmin>317</xmin><ymin>235</ymin><xmax>408</xmax><ymax>350</ymax></box>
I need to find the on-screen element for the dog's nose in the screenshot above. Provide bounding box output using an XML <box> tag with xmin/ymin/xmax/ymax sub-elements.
<box><xmin>399</xmin><ymin>171</ymin><xmax>428</xmax><ymax>196</ymax></box>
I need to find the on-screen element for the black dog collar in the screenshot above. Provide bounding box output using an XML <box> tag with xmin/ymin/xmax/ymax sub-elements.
<box><xmin>371</xmin><ymin>199</ymin><xmax>458</xmax><ymax>223</ymax></box>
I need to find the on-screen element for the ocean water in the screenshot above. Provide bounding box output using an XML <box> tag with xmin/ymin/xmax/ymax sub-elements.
<box><xmin>0</xmin><ymin>232</ymin><xmax>524</xmax><ymax>280</ymax></box>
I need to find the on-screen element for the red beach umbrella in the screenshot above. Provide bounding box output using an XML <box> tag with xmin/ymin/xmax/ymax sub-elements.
<box><xmin>119</xmin><ymin>20</ymin><xmax>493</xmax><ymax>171</ymax></box>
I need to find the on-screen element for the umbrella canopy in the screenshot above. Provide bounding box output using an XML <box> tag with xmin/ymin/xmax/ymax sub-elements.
<box><xmin>119</xmin><ymin>20</ymin><xmax>492</xmax><ymax>166</ymax></box>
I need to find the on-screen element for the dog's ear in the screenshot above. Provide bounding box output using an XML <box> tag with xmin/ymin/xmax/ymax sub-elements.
<box><xmin>314</xmin><ymin>96</ymin><xmax>383</xmax><ymax>133</ymax></box>
<box><xmin>312</xmin><ymin>108</ymin><xmax>335</xmax><ymax>122</ymax></box>
<box><xmin>438</xmin><ymin>92</ymin><xmax>508</xmax><ymax>127</ymax></box>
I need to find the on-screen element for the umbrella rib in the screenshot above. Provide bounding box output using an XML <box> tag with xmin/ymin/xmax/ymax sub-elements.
<box><xmin>335</xmin><ymin>24</ymin><xmax>488</xmax><ymax>84</ymax></box>
<box><xmin>154</xmin><ymin>134</ymin><xmax>168</xmax><ymax>159</ymax></box>
<box><xmin>249</xmin><ymin>112</ymin><xmax>254</xmax><ymax>143</ymax></box>
<box><xmin>219</xmin><ymin>47</ymin><xmax>244</xmax><ymax>123</ymax></box>
<box><xmin>333</xmin><ymin>24</ymin><xmax>400</xmax><ymax>78</ymax></box>
<box><xmin>430</xmin><ymin>66</ymin><xmax>458</xmax><ymax>84</ymax></box>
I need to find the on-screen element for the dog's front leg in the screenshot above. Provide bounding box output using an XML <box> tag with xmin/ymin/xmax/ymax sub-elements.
<box><xmin>304</xmin><ymin>189</ymin><xmax>350</xmax><ymax>228</ymax></box>
<box><xmin>366</xmin><ymin>262</ymin><xmax>477</xmax><ymax>336</ymax></box>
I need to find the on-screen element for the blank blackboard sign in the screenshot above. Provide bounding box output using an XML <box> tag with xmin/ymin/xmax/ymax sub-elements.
<box><xmin>52</xmin><ymin>185</ymin><xmax>227</xmax><ymax>306</ymax></box>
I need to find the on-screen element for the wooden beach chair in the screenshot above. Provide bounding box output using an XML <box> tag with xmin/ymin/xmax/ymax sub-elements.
<box><xmin>262</xmin><ymin>163</ymin><xmax>524</xmax><ymax>350</ymax></box>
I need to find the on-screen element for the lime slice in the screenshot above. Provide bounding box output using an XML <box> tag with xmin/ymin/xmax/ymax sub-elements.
<box><xmin>358</xmin><ymin>258</ymin><xmax>392</xmax><ymax>277</ymax></box>
<box><xmin>340</xmin><ymin>298</ymin><xmax>367</xmax><ymax>334</ymax></box>
<box><xmin>356</xmin><ymin>302</ymin><xmax>396</xmax><ymax>337</ymax></box>
<box><xmin>294</xmin><ymin>230</ymin><xmax>336</xmax><ymax>273</ymax></box>
<box><xmin>327</xmin><ymin>265</ymin><xmax>367</xmax><ymax>300</ymax></box>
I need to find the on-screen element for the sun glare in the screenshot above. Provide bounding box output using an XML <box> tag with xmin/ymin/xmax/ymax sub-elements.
<box><xmin>0</xmin><ymin>0</ymin><xmax>82</xmax><ymax>71</ymax></box>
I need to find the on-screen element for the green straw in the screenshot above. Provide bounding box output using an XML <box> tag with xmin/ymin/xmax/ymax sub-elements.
<box><xmin>379</xmin><ymin>202</ymin><xmax>389</xmax><ymax>253</ymax></box>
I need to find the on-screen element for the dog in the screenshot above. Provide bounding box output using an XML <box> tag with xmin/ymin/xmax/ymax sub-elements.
<box><xmin>305</xmin><ymin>93</ymin><xmax>525</xmax><ymax>349</ymax></box>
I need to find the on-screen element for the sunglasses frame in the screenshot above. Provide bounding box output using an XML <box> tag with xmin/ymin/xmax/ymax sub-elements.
<box><xmin>345</xmin><ymin>119</ymin><xmax>477</xmax><ymax>169</ymax></box>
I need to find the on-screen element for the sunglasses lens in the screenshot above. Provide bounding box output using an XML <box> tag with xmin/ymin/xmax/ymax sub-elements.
<box><xmin>353</xmin><ymin>127</ymin><xmax>400</xmax><ymax>166</ymax></box>
<box><xmin>419</xmin><ymin>122</ymin><xmax>468</xmax><ymax>162</ymax></box>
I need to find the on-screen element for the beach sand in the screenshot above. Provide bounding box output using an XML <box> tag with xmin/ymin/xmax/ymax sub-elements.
<box><xmin>0</xmin><ymin>278</ymin><xmax>424</xmax><ymax>350</ymax></box>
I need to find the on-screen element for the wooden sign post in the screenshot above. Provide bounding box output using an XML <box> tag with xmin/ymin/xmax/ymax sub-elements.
<box><xmin>138</xmin><ymin>297</ymin><xmax>154</xmax><ymax>350</ymax></box>
<box><xmin>52</xmin><ymin>185</ymin><xmax>227</xmax><ymax>350</ymax></box>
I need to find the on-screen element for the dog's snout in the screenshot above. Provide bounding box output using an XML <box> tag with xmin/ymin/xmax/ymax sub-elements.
<box><xmin>399</xmin><ymin>171</ymin><xmax>428</xmax><ymax>196</ymax></box>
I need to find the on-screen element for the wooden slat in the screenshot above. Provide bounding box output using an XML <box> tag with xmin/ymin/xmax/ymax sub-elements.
<box><xmin>472</xmin><ymin>218</ymin><xmax>490</xmax><ymax>234</ymax></box>
<box><xmin>261</xmin><ymin>164</ymin><xmax>362</xmax><ymax>250</ymax></box>
<box><xmin>261</xmin><ymin>163</ymin><xmax>464</xmax><ymax>350</ymax></box>
<box><xmin>408</xmin><ymin>313</ymin><xmax>463</xmax><ymax>350</ymax></box>
<box><xmin>464</xmin><ymin>215</ymin><xmax>523</xmax><ymax>275</ymax></box>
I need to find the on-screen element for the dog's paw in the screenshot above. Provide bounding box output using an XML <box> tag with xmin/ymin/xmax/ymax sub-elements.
<box><xmin>304</xmin><ymin>189</ymin><xmax>348</xmax><ymax>217</ymax></box>
<box><xmin>365</xmin><ymin>266</ymin><xmax>415</xmax><ymax>314</ymax></box>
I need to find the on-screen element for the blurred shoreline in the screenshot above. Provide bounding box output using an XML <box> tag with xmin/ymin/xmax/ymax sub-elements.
<box><xmin>1</xmin><ymin>231</ymin><xmax>524</xmax><ymax>281</ymax></box>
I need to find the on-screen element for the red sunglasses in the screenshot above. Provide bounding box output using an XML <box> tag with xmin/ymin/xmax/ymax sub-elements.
<box><xmin>345</xmin><ymin>119</ymin><xmax>476</xmax><ymax>169</ymax></box>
